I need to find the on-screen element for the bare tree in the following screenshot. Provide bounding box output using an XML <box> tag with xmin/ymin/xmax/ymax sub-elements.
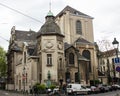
<box><xmin>96</xmin><ymin>39</ymin><xmax>115</xmax><ymax>84</ymax></box>
<box><xmin>97</xmin><ymin>39</ymin><xmax>113</xmax><ymax>52</ymax></box>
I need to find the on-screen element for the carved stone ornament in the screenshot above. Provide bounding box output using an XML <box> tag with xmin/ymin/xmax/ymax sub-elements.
<box><xmin>46</xmin><ymin>41</ymin><xmax>53</xmax><ymax>49</ymax></box>
<box><xmin>58</xmin><ymin>43</ymin><xmax>63</xmax><ymax>50</ymax></box>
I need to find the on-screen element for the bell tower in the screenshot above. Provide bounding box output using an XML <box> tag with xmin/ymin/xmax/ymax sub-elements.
<box><xmin>37</xmin><ymin>10</ymin><xmax>64</xmax><ymax>84</ymax></box>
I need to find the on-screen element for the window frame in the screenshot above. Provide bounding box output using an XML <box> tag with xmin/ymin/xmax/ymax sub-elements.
<box><xmin>76</xmin><ymin>20</ymin><xmax>82</xmax><ymax>35</ymax></box>
<box><xmin>47</xmin><ymin>54</ymin><xmax>52</xmax><ymax>66</ymax></box>
<box><xmin>69</xmin><ymin>53</ymin><xmax>74</xmax><ymax>65</ymax></box>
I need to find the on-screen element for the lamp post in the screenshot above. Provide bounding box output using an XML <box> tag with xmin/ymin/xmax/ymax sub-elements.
<box><xmin>112</xmin><ymin>38</ymin><xmax>119</xmax><ymax>84</ymax></box>
<box><xmin>107</xmin><ymin>58</ymin><xmax>111</xmax><ymax>85</ymax></box>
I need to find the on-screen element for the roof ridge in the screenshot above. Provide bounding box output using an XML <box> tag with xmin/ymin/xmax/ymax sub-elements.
<box><xmin>15</xmin><ymin>30</ymin><xmax>36</xmax><ymax>33</ymax></box>
<box><xmin>56</xmin><ymin>5</ymin><xmax>93</xmax><ymax>19</ymax></box>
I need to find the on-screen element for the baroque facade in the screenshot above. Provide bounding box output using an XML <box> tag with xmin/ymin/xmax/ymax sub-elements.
<box><xmin>6</xmin><ymin>6</ymin><xmax>98</xmax><ymax>91</ymax></box>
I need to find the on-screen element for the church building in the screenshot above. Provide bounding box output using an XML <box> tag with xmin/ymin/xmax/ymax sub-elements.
<box><xmin>6</xmin><ymin>6</ymin><xmax>98</xmax><ymax>91</ymax></box>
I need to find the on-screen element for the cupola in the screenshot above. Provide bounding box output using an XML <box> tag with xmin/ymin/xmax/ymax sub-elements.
<box><xmin>37</xmin><ymin>11</ymin><xmax>63</xmax><ymax>37</ymax></box>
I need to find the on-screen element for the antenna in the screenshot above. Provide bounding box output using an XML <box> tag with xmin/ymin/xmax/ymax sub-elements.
<box><xmin>49</xmin><ymin>0</ymin><xmax>51</xmax><ymax>11</ymax></box>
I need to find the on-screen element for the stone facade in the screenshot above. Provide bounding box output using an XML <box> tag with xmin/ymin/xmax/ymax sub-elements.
<box><xmin>6</xmin><ymin>6</ymin><xmax>98</xmax><ymax>92</ymax></box>
<box><xmin>56</xmin><ymin>6</ymin><xmax>94</xmax><ymax>44</ymax></box>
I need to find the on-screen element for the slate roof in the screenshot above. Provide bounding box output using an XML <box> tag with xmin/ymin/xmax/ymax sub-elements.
<box><xmin>64</xmin><ymin>42</ymin><xmax>73</xmax><ymax>50</ymax></box>
<box><xmin>75</xmin><ymin>37</ymin><xmax>93</xmax><ymax>45</ymax></box>
<box><xmin>10</xmin><ymin>43</ymin><xmax>22</xmax><ymax>52</ymax></box>
<box><xmin>37</xmin><ymin>11</ymin><xmax>64</xmax><ymax>37</ymax></box>
<box><xmin>64</xmin><ymin>42</ymin><xmax>89</xmax><ymax>61</ymax></box>
<box><xmin>15</xmin><ymin>30</ymin><xmax>37</xmax><ymax>41</ymax></box>
<box><xmin>100</xmin><ymin>48</ymin><xmax>117</xmax><ymax>57</ymax></box>
<box><xmin>56</xmin><ymin>5</ymin><xmax>93</xmax><ymax>19</ymax></box>
<box><xmin>27</xmin><ymin>45</ymin><xmax>37</xmax><ymax>56</ymax></box>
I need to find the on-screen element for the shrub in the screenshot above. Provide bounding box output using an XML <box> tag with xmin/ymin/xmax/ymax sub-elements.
<box><xmin>38</xmin><ymin>84</ymin><xmax>46</xmax><ymax>90</ymax></box>
<box><xmin>90</xmin><ymin>80</ymin><xmax>100</xmax><ymax>86</ymax></box>
<box><xmin>49</xmin><ymin>84</ymin><xmax>56</xmax><ymax>90</ymax></box>
<box><xmin>32</xmin><ymin>83</ymin><xmax>46</xmax><ymax>94</ymax></box>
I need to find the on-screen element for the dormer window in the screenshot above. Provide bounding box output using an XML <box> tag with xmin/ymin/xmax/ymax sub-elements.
<box><xmin>74</xmin><ymin>11</ymin><xmax>79</xmax><ymax>15</ymax></box>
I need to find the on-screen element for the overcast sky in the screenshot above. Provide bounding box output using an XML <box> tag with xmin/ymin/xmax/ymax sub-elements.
<box><xmin>0</xmin><ymin>0</ymin><xmax>120</xmax><ymax>51</ymax></box>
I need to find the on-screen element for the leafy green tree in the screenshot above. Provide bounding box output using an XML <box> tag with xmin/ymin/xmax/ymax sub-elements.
<box><xmin>0</xmin><ymin>46</ymin><xmax>7</xmax><ymax>78</ymax></box>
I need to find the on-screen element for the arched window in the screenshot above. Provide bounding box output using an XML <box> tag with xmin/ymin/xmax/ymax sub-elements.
<box><xmin>69</xmin><ymin>53</ymin><xmax>74</xmax><ymax>65</ymax></box>
<box><xmin>82</xmin><ymin>50</ymin><xmax>91</xmax><ymax>72</ymax></box>
<box><xmin>76</xmin><ymin>20</ymin><xmax>82</xmax><ymax>35</ymax></box>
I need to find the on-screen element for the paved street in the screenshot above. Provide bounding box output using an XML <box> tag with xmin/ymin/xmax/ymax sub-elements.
<box><xmin>0</xmin><ymin>90</ymin><xmax>46</xmax><ymax>96</ymax></box>
<box><xmin>0</xmin><ymin>90</ymin><xmax>64</xmax><ymax>96</ymax></box>
<box><xmin>87</xmin><ymin>90</ymin><xmax>120</xmax><ymax>96</ymax></box>
<box><xmin>0</xmin><ymin>90</ymin><xmax>120</xmax><ymax>96</ymax></box>
<box><xmin>0</xmin><ymin>90</ymin><xmax>29</xmax><ymax>96</ymax></box>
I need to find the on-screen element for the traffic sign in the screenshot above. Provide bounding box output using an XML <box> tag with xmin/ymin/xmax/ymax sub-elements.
<box><xmin>114</xmin><ymin>57</ymin><xmax>120</xmax><ymax>64</ymax></box>
<box><xmin>116</xmin><ymin>66</ymin><xmax>120</xmax><ymax>72</ymax></box>
<box><xmin>114</xmin><ymin>57</ymin><xmax>120</xmax><ymax>72</ymax></box>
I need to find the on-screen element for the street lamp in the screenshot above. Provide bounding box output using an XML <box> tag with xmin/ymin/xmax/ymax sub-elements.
<box><xmin>112</xmin><ymin>38</ymin><xmax>119</xmax><ymax>57</ymax></box>
<box><xmin>112</xmin><ymin>38</ymin><xmax>119</xmax><ymax>84</ymax></box>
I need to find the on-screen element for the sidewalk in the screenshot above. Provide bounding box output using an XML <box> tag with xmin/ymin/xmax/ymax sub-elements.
<box><xmin>0</xmin><ymin>90</ymin><xmax>67</xmax><ymax>96</ymax></box>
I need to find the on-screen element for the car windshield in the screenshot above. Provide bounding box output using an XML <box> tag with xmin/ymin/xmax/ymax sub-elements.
<box><xmin>81</xmin><ymin>86</ymin><xmax>86</xmax><ymax>89</ymax></box>
<box><xmin>86</xmin><ymin>86</ymin><xmax>90</xmax><ymax>88</ymax></box>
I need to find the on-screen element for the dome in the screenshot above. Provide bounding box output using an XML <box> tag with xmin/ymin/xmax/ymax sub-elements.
<box><xmin>47</xmin><ymin>11</ymin><xmax>54</xmax><ymax>16</ymax></box>
<box><xmin>37</xmin><ymin>11</ymin><xmax>62</xmax><ymax>37</ymax></box>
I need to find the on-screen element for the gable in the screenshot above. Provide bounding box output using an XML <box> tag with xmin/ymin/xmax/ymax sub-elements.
<box><xmin>56</xmin><ymin>5</ymin><xmax>93</xmax><ymax>19</ymax></box>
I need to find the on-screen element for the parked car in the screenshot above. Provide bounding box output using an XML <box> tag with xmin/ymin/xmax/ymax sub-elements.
<box><xmin>66</xmin><ymin>83</ymin><xmax>91</xmax><ymax>95</ymax></box>
<box><xmin>53</xmin><ymin>87</ymin><xmax>60</xmax><ymax>94</ymax></box>
<box><xmin>112</xmin><ymin>84</ymin><xmax>120</xmax><ymax>90</ymax></box>
<box><xmin>96</xmin><ymin>84</ymin><xmax>109</xmax><ymax>93</ymax></box>
<box><xmin>93</xmin><ymin>86</ymin><xmax>101</xmax><ymax>93</ymax></box>
<box><xmin>86</xmin><ymin>86</ymin><xmax>100</xmax><ymax>94</ymax></box>
<box><xmin>107</xmin><ymin>85</ymin><xmax>113</xmax><ymax>91</ymax></box>
<box><xmin>102</xmin><ymin>85</ymin><xmax>109</xmax><ymax>92</ymax></box>
<box><xmin>86</xmin><ymin>86</ymin><xmax>94</xmax><ymax>93</ymax></box>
